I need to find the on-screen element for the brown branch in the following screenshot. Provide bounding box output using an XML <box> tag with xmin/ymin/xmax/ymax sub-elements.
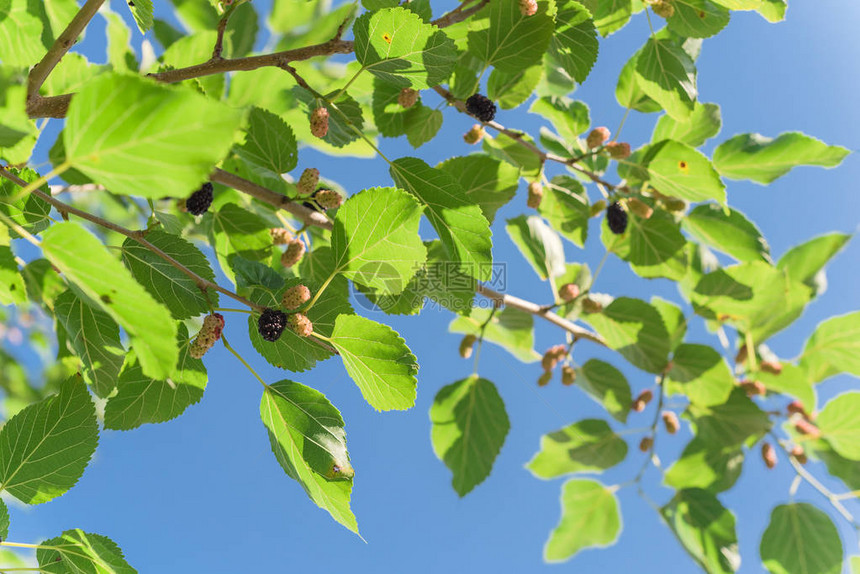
<box><xmin>0</xmin><ymin>166</ymin><xmax>263</xmax><ymax>312</ymax></box>
<box><xmin>27</xmin><ymin>0</ymin><xmax>107</xmax><ymax>115</ymax></box>
<box><xmin>475</xmin><ymin>284</ymin><xmax>607</xmax><ymax>347</ymax></box>
<box><xmin>212</xmin><ymin>9</ymin><xmax>233</xmax><ymax>61</ymax></box>
<box><xmin>210</xmin><ymin>169</ymin><xmax>334</xmax><ymax>231</ymax></box>
<box><xmin>432</xmin><ymin>85</ymin><xmax>623</xmax><ymax>190</ymax></box>
<box><xmin>431</xmin><ymin>0</ymin><xmax>490</xmax><ymax>28</ymax></box>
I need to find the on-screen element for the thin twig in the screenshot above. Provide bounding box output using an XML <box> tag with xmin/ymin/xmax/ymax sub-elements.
<box><xmin>431</xmin><ymin>0</ymin><xmax>490</xmax><ymax>28</ymax></box>
<box><xmin>0</xmin><ymin>166</ymin><xmax>262</xmax><ymax>312</ymax></box>
<box><xmin>475</xmin><ymin>284</ymin><xmax>607</xmax><ymax>346</ymax></box>
<box><xmin>26</xmin><ymin>0</ymin><xmax>107</xmax><ymax>113</ymax></box>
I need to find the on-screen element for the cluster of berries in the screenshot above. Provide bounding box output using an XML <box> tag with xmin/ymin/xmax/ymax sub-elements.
<box><xmin>585</xmin><ymin>126</ymin><xmax>630</xmax><ymax>159</ymax></box>
<box><xmin>537</xmin><ymin>345</ymin><xmax>575</xmax><ymax>386</ymax></box>
<box><xmin>295</xmin><ymin>167</ymin><xmax>344</xmax><ymax>213</ymax></box>
<box><xmin>257</xmin><ymin>284</ymin><xmax>314</xmax><ymax>342</ymax></box>
<box><xmin>190</xmin><ymin>313</ymin><xmax>225</xmax><ymax>359</ymax></box>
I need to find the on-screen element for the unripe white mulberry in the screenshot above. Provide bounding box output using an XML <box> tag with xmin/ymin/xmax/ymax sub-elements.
<box><xmin>297</xmin><ymin>168</ymin><xmax>319</xmax><ymax>197</ymax></box>
<box><xmin>463</xmin><ymin>124</ymin><xmax>485</xmax><ymax>144</ymax></box>
<box><xmin>310</xmin><ymin>106</ymin><xmax>329</xmax><ymax>138</ymax></box>
<box><xmin>519</xmin><ymin>0</ymin><xmax>538</xmax><ymax>16</ymax></box>
<box><xmin>288</xmin><ymin>313</ymin><xmax>313</xmax><ymax>337</ymax></box>
<box><xmin>398</xmin><ymin>88</ymin><xmax>419</xmax><ymax>109</ymax></box>
<box><xmin>281</xmin><ymin>284</ymin><xmax>311</xmax><ymax>310</ymax></box>
<box><xmin>270</xmin><ymin>228</ymin><xmax>293</xmax><ymax>245</ymax></box>
<box><xmin>527</xmin><ymin>181</ymin><xmax>543</xmax><ymax>209</ymax></box>
<box><xmin>558</xmin><ymin>283</ymin><xmax>580</xmax><ymax>302</ymax></box>
<box><xmin>281</xmin><ymin>239</ymin><xmax>306</xmax><ymax>268</ymax></box>
<box><xmin>459</xmin><ymin>334</ymin><xmax>477</xmax><ymax>359</ymax></box>
<box><xmin>586</xmin><ymin>127</ymin><xmax>611</xmax><ymax>149</ymax></box>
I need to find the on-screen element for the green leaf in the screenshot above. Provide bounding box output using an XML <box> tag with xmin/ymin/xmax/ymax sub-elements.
<box><xmin>506</xmin><ymin>215</ymin><xmax>565</xmax><ymax>281</ymax></box>
<box><xmin>467</xmin><ymin>0</ymin><xmax>555</xmax><ymax>74</ymax></box>
<box><xmin>330</xmin><ymin>314</ymin><xmax>419</xmax><ymax>411</ymax></box>
<box><xmin>549</xmin><ymin>0</ymin><xmax>599</xmax><ymax>81</ymax></box>
<box><xmin>483</xmin><ymin>131</ymin><xmax>542</xmax><ymax>177</ymax></box>
<box><xmin>261</xmin><ymin>380</ymin><xmax>357</xmax><ymax>533</ymax></box>
<box><xmin>353</xmin><ymin>7</ymin><xmax>456</xmax><ymax>88</ymax></box>
<box><xmin>545</xmin><ymin>479</ymin><xmax>621</xmax><ymax>562</ymax></box>
<box><xmin>0</xmin><ymin>167</ymin><xmax>52</xmax><ymax>237</ymax></box>
<box><xmin>331</xmin><ymin>186</ymin><xmax>426</xmax><ymax>295</ymax></box>
<box><xmin>527</xmin><ymin>419</ymin><xmax>627</xmax><ymax>478</ymax></box>
<box><xmin>0</xmin><ymin>234</ymin><xmax>25</xmax><ymax>306</ymax></box>
<box><xmin>437</xmin><ymin>155</ymin><xmax>518</xmax><ymax>223</ymax></box>
<box><xmin>37</xmin><ymin>529</ymin><xmax>136</xmax><ymax>573</ymax></box>
<box><xmin>646</xmin><ymin>140</ymin><xmax>726</xmax><ymax>203</ymax></box>
<box><xmin>585</xmin><ymin>297</ymin><xmax>671</xmax><ymax>373</ymax></box>
<box><xmin>713</xmin><ymin>132</ymin><xmax>850</xmax><ymax>184</ymax></box>
<box><xmin>575</xmin><ymin>360</ymin><xmax>632</xmax><ymax>423</ymax></box>
<box><xmin>249</xmin><ymin>276</ymin><xmax>351</xmax><ymax>373</ymax></box>
<box><xmin>691</xmin><ymin>261</ymin><xmax>812</xmax><ymax>342</ymax></box>
<box><xmin>126</xmin><ymin>0</ymin><xmax>153</xmax><ymax>32</ymax></box>
<box><xmin>816</xmin><ymin>392</ymin><xmax>860</xmax><ymax>460</ymax></box>
<box><xmin>800</xmin><ymin>311</ymin><xmax>860</xmax><ymax>383</ymax></box>
<box><xmin>635</xmin><ymin>38</ymin><xmax>697</xmax><ymax>120</ymax></box>
<box><xmin>666</xmin><ymin>0</ymin><xmax>730</xmax><ymax>38</ymax></box>
<box><xmin>225</xmin><ymin>1</ymin><xmax>259</xmax><ymax>58</ymax></box>
<box><xmin>297</xmin><ymin>88</ymin><xmax>366</xmax><ymax>150</ymax></box>
<box><xmin>688</xmin><ymin>387</ymin><xmax>770</xmax><ymax>447</ymax></box>
<box><xmin>104</xmin><ymin>10</ymin><xmax>138</xmax><ymax>72</ymax></box>
<box><xmin>449</xmin><ymin>307</ymin><xmax>540</xmax><ymax>362</ymax></box>
<box><xmin>0</xmin><ymin>0</ymin><xmax>47</xmax><ymax>67</ymax></box>
<box><xmin>208</xmin><ymin>202</ymin><xmax>274</xmax><ymax>284</ymax></box>
<box><xmin>661</xmin><ymin>489</ymin><xmax>739</xmax><ymax>574</ymax></box>
<box><xmin>430</xmin><ymin>376</ymin><xmax>510</xmax><ymax>496</ymax></box>
<box><xmin>390</xmin><ymin>157</ymin><xmax>493</xmax><ymax>281</ymax></box>
<box><xmin>538</xmin><ymin>176</ymin><xmax>590</xmax><ymax>248</ymax></box>
<box><xmin>653</xmin><ymin>103</ymin><xmax>721</xmax><ymax>147</ymax></box>
<box><xmin>54</xmin><ymin>290</ymin><xmax>125</xmax><ymax>398</ymax></box>
<box><xmin>237</xmin><ymin>107</ymin><xmax>298</xmax><ymax>175</ymax></box>
<box><xmin>652</xmin><ymin>296</ymin><xmax>687</xmax><ymax>352</ymax></box>
<box><xmin>756</xmin><ymin>364</ymin><xmax>815</xmax><ymax>410</ymax></box>
<box><xmin>529</xmin><ymin>97</ymin><xmax>590</xmax><ymax>143</ymax></box>
<box><xmin>760</xmin><ymin>503</ymin><xmax>842</xmax><ymax>574</ymax></box>
<box><xmin>64</xmin><ymin>74</ymin><xmax>242</xmax><ymax>199</ymax></box>
<box><xmin>710</xmin><ymin>0</ymin><xmax>785</xmax><ymax>22</ymax></box>
<box><xmin>605</xmin><ymin>210</ymin><xmax>689</xmax><ymax>280</ymax></box>
<box><xmin>0</xmin><ymin>377</ymin><xmax>98</xmax><ymax>504</ymax></box>
<box><xmin>581</xmin><ymin>0</ymin><xmax>632</xmax><ymax>36</ymax></box>
<box><xmin>616</xmin><ymin>48</ymin><xmax>662</xmax><ymax>113</ymax></box>
<box><xmin>371</xmin><ymin>78</ymin><xmax>438</xmax><ymax>138</ymax></box>
<box><xmin>665</xmin><ymin>343</ymin><xmax>734</xmax><ymax>407</ymax></box>
<box><xmin>104</xmin><ymin>325</ymin><xmax>207</xmax><ymax>431</ymax></box>
<box><xmin>487</xmin><ymin>66</ymin><xmax>543</xmax><ymax>109</ymax></box>
<box><xmin>160</xmin><ymin>31</ymin><xmax>224</xmax><ymax>98</ymax></box>
<box><xmin>777</xmin><ymin>233</ymin><xmax>851</xmax><ymax>291</ymax></box>
<box><xmin>664</xmin><ymin>437</ymin><xmax>743</xmax><ymax>493</ymax></box>
<box><xmin>405</xmin><ymin>106</ymin><xmax>443</xmax><ymax>148</ymax></box>
<box><xmin>121</xmin><ymin>230</ymin><xmax>217</xmax><ymax>320</ymax></box>
<box><xmin>806</xmin><ymin>439</ymin><xmax>860</xmax><ymax>493</ymax></box>
<box><xmin>0</xmin><ymin>498</ymin><xmax>8</xmax><ymax>540</ymax></box>
<box><xmin>42</xmin><ymin>222</ymin><xmax>178</xmax><ymax>380</ymax></box>
<box><xmin>684</xmin><ymin>203</ymin><xmax>769</xmax><ymax>262</ymax></box>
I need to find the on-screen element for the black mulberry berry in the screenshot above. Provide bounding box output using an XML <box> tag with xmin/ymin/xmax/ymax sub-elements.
<box><xmin>186</xmin><ymin>182</ymin><xmax>214</xmax><ymax>215</ymax></box>
<box><xmin>465</xmin><ymin>94</ymin><xmax>496</xmax><ymax>123</ymax></box>
<box><xmin>606</xmin><ymin>201</ymin><xmax>628</xmax><ymax>234</ymax></box>
<box><xmin>258</xmin><ymin>308</ymin><xmax>287</xmax><ymax>342</ymax></box>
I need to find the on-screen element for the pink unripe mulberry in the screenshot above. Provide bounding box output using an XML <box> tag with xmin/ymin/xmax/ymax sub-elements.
<box><xmin>790</xmin><ymin>445</ymin><xmax>807</xmax><ymax>465</ymax></box>
<box><xmin>310</xmin><ymin>106</ymin><xmax>329</xmax><ymax>138</ymax></box>
<box><xmin>761</xmin><ymin>442</ymin><xmax>777</xmax><ymax>469</ymax></box>
<box><xmin>527</xmin><ymin>181</ymin><xmax>543</xmax><ymax>209</ymax></box>
<box><xmin>297</xmin><ymin>168</ymin><xmax>319</xmax><ymax>197</ymax></box>
<box><xmin>606</xmin><ymin>141</ymin><xmax>631</xmax><ymax>159</ymax></box>
<box><xmin>760</xmin><ymin>360</ymin><xmax>783</xmax><ymax>375</ymax></box>
<box><xmin>631</xmin><ymin>389</ymin><xmax>653</xmax><ymax>412</ymax></box>
<box><xmin>398</xmin><ymin>88</ymin><xmax>419</xmax><ymax>109</ymax></box>
<box><xmin>281</xmin><ymin>284</ymin><xmax>311</xmax><ymax>310</ymax></box>
<box><xmin>558</xmin><ymin>283</ymin><xmax>580</xmax><ymax>302</ymax></box>
<box><xmin>281</xmin><ymin>239</ymin><xmax>306</xmax><ymax>268</ymax></box>
<box><xmin>519</xmin><ymin>0</ymin><xmax>538</xmax><ymax>16</ymax></box>
<box><xmin>586</xmin><ymin>127</ymin><xmax>611</xmax><ymax>149</ymax></box>
<box><xmin>190</xmin><ymin>313</ymin><xmax>225</xmax><ymax>359</ymax></box>
<box><xmin>794</xmin><ymin>418</ymin><xmax>821</xmax><ymax>439</ymax></box>
<box><xmin>561</xmin><ymin>365</ymin><xmax>576</xmax><ymax>386</ymax></box>
<box><xmin>288</xmin><ymin>313</ymin><xmax>313</xmax><ymax>337</ymax></box>
<box><xmin>463</xmin><ymin>124</ymin><xmax>485</xmax><ymax>145</ymax></box>
<box><xmin>314</xmin><ymin>188</ymin><xmax>343</xmax><ymax>210</ymax></box>
<box><xmin>541</xmin><ymin>344</ymin><xmax>567</xmax><ymax>371</ymax></box>
<box><xmin>459</xmin><ymin>334</ymin><xmax>477</xmax><ymax>359</ymax></box>
<box><xmin>662</xmin><ymin>411</ymin><xmax>680</xmax><ymax>434</ymax></box>
<box><xmin>270</xmin><ymin>228</ymin><xmax>293</xmax><ymax>245</ymax></box>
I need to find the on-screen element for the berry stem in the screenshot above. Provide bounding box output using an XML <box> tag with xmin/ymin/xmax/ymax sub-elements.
<box><xmin>632</xmin><ymin>375</ymin><xmax>666</xmax><ymax>485</ymax></box>
<box><xmin>221</xmin><ymin>333</ymin><xmax>269</xmax><ymax>389</ymax></box>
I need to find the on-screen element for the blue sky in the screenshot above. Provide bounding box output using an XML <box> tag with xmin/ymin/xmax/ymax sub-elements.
<box><xmin>3</xmin><ymin>0</ymin><xmax>860</xmax><ymax>572</ymax></box>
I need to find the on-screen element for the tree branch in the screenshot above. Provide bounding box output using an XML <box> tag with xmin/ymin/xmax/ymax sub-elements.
<box><xmin>210</xmin><ymin>169</ymin><xmax>334</xmax><ymax>231</ymax></box>
<box><xmin>0</xmin><ymin>166</ymin><xmax>263</xmax><ymax>312</ymax></box>
<box><xmin>475</xmin><ymin>284</ymin><xmax>607</xmax><ymax>347</ymax></box>
<box><xmin>26</xmin><ymin>0</ymin><xmax>107</xmax><ymax>114</ymax></box>
<box><xmin>431</xmin><ymin>0</ymin><xmax>490</xmax><ymax>28</ymax></box>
